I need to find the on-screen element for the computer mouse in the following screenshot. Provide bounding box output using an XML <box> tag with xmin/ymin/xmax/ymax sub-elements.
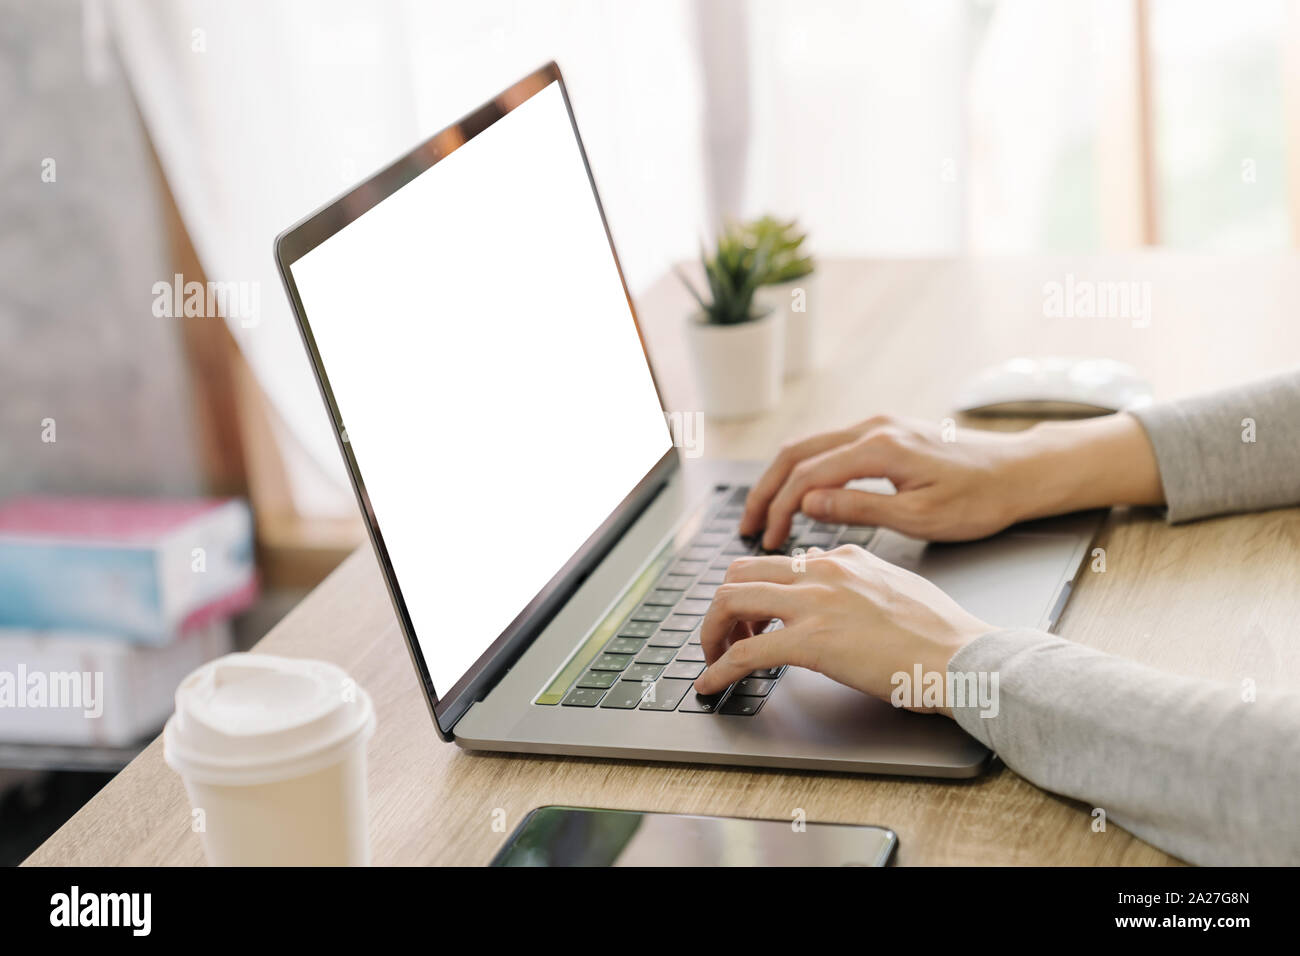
<box><xmin>954</xmin><ymin>356</ymin><xmax>1153</xmax><ymax>417</ymax></box>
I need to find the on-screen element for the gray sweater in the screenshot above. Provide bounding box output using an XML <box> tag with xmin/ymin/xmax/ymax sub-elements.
<box><xmin>949</xmin><ymin>370</ymin><xmax>1300</xmax><ymax>865</ymax></box>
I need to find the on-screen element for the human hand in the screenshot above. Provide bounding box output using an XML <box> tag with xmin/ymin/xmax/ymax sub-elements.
<box><xmin>693</xmin><ymin>545</ymin><xmax>992</xmax><ymax>714</ymax></box>
<box><xmin>739</xmin><ymin>413</ymin><xmax>1164</xmax><ymax>549</ymax></box>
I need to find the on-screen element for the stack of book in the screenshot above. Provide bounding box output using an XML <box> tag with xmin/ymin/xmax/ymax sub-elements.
<box><xmin>0</xmin><ymin>497</ymin><xmax>257</xmax><ymax>749</ymax></box>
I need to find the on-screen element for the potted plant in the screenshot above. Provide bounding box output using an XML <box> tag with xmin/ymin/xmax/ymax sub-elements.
<box><xmin>745</xmin><ymin>216</ymin><xmax>817</xmax><ymax>378</ymax></box>
<box><xmin>677</xmin><ymin>228</ymin><xmax>784</xmax><ymax>419</ymax></box>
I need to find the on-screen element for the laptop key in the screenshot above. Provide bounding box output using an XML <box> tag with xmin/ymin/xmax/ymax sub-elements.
<box><xmin>591</xmin><ymin>653</ymin><xmax>632</xmax><ymax>671</ymax></box>
<box><xmin>722</xmin><ymin>538</ymin><xmax>754</xmax><ymax>555</ymax></box>
<box><xmin>631</xmin><ymin>604</ymin><xmax>670</xmax><ymax>622</ymax></box>
<box><xmin>634</xmin><ymin>647</ymin><xmax>675</xmax><ymax>665</ymax></box>
<box><xmin>675</xmin><ymin>599</ymin><xmax>711</xmax><ymax>617</ymax></box>
<box><xmin>683</xmin><ymin>546</ymin><xmax>716</xmax><ymax>562</ymax></box>
<box><xmin>661</xmin><ymin>614</ymin><xmax>703</xmax><ymax>631</ymax></box>
<box><xmin>674</xmin><ymin>644</ymin><xmax>705</xmax><ymax>663</ymax></box>
<box><xmin>720</xmin><ymin>695</ymin><xmax>764</xmax><ymax>716</ymax></box>
<box><xmin>686</xmin><ymin>584</ymin><xmax>719</xmax><ymax>601</ymax></box>
<box><xmin>657</xmin><ymin>574</ymin><xmax>695</xmax><ymax>591</ymax></box>
<box><xmin>600</xmin><ymin>681</ymin><xmax>651</xmax><ymax>709</ymax></box>
<box><xmin>837</xmin><ymin>527</ymin><xmax>876</xmax><ymax>546</ymax></box>
<box><xmin>647</xmin><ymin>629</ymin><xmax>688</xmax><ymax>648</ymax></box>
<box><xmin>700</xmin><ymin>568</ymin><xmax>728</xmax><ymax>585</ymax></box>
<box><xmin>576</xmin><ymin>670</ymin><xmax>620</xmax><ymax>689</ymax></box>
<box><xmin>733</xmin><ymin>677</ymin><xmax>774</xmax><ymax>697</ymax></box>
<box><xmin>678</xmin><ymin>688</ymin><xmax>729</xmax><ymax>713</ymax></box>
<box><xmin>624</xmin><ymin>663</ymin><xmax>664</xmax><ymax>682</ymax></box>
<box><xmin>795</xmin><ymin>532</ymin><xmax>835</xmax><ymax>548</ymax></box>
<box><xmin>663</xmin><ymin>660</ymin><xmax>704</xmax><ymax>680</ymax></box>
<box><xmin>644</xmin><ymin>589</ymin><xmax>680</xmax><ymax>606</ymax></box>
<box><xmin>604</xmin><ymin>637</ymin><xmax>644</xmax><ymax>655</ymax></box>
<box><xmin>562</xmin><ymin>687</ymin><xmax>606</xmax><ymax>707</ymax></box>
<box><xmin>638</xmin><ymin>678</ymin><xmax>694</xmax><ymax>711</ymax></box>
<box><xmin>748</xmin><ymin>667</ymin><xmax>783</xmax><ymax>679</ymax></box>
<box><xmin>694</xmin><ymin>532</ymin><xmax>730</xmax><ymax>547</ymax></box>
<box><xmin>671</xmin><ymin>560</ymin><xmax>706</xmax><ymax>577</ymax></box>
<box><xmin>619</xmin><ymin>620</ymin><xmax>656</xmax><ymax>638</ymax></box>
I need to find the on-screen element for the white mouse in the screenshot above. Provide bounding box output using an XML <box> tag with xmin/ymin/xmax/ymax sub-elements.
<box><xmin>955</xmin><ymin>356</ymin><xmax>1153</xmax><ymax>417</ymax></box>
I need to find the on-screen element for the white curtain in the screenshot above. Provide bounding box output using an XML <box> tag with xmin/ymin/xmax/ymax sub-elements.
<box><xmin>740</xmin><ymin>0</ymin><xmax>970</xmax><ymax>253</ymax></box>
<box><xmin>109</xmin><ymin>0</ymin><xmax>972</xmax><ymax>516</ymax></box>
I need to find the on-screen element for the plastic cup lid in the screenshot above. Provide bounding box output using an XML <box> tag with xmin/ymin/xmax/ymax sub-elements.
<box><xmin>164</xmin><ymin>653</ymin><xmax>375</xmax><ymax>786</ymax></box>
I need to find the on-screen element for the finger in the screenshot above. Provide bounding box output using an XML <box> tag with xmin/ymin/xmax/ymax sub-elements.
<box><xmin>739</xmin><ymin>429</ymin><xmax>860</xmax><ymax>536</ymax></box>
<box><xmin>699</xmin><ymin>582</ymin><xmax>802</xmax><ymax>665</ymax></box>
<box><xmin>720</xmin><ymin>554</ymin><xmax>803</xmax><ymax>585</ymax></box>
<box><xmin>761</xmin><ymin>434</ymin><xmax>904</xmax><ymax>549</ymax></box>
<box><xmin>694</xmin><ymin>626</ymin><xmax>809</xmax><ymax>695</ymax></box>
<box><xmin>800</xmin><ymin>486</ymin><xmax>914</xmax><ymax>531</ymax></box>
<box><xmin>706</xmin><ymin>618</ymin><xmax>753</xmax><ymax>662</ymax></box>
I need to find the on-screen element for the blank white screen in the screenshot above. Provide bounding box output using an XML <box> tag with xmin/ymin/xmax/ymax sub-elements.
<box><xmin>291</xmin><ymin>82</ymin><xmax>669</xmax><ymax>697</ymax></box>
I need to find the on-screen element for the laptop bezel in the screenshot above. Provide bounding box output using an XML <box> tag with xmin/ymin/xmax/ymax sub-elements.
<box><xmin>273</xmin><ymin>61</ymin><xmax>678</xmax><ymax>739</ymax></box>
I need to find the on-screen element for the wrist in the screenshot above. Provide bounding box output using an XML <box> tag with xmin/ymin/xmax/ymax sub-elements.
<box><xmin>932</xmin><ymin>617</ymin><xmax>995</xmax><ymax>719</ymax></box>
<box><xmin>1003</xmin><ymin>414</ymin><xmax>1164</xmax><ymax>520</ymax></box>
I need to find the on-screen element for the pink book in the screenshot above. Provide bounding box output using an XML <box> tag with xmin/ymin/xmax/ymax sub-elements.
<box><xmin>0</xmin><ymin>496</ymin><xmax>257</xmax><ymax>643</ymax></box>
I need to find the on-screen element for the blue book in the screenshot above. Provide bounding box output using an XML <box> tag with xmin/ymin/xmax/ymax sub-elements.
<box><xmin>0</xmin><ymin>497</ymin><xmax>257</xmax><ymax>644</ymax></box>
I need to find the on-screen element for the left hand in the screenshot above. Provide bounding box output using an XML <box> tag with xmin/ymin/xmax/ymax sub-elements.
<box><xmin>694</xmin><ymin>545</ymin><xmax>993</xmax><ymax>714</ymax></box>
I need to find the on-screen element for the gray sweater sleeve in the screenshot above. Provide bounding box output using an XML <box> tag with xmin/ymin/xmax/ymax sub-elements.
<box><xmin>950</xmin><ymin>629</ymin><xmax>1300</xmax><ymax>865</ymax></box>
<box><xmin>943</xmin><ymin>372</ymin><xmax>1300</xmax><ymax>864</ymax></box>
<box><xmin>1129</xmin><ymin>368</ymin><xmax>1300</xmax><ymax>521</ymax></box>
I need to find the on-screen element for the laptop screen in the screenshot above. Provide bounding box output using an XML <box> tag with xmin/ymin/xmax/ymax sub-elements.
<box><xmin>289</xmin><ymin>80</ymin><xmax>671</xmax><ymax>701</ymax></box>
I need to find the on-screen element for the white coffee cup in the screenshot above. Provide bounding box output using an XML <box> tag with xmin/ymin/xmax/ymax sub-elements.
<box><xmin>163</xmin><ymin>653</ymin><xmax>376</xmax><ymax>866</ymax></box>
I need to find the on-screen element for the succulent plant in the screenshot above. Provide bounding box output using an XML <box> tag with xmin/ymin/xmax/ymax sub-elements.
<box><xmin>676</xmin><ymin>227</ymin><xmax>770</xmax><ymax>326</ymax></box>
<box><xmin>744</xmin><ymin>215</ymin><xmax>815</xmax><ymax>284</ymax></box>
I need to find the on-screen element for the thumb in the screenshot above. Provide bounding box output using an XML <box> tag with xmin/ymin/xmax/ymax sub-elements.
<box><xmin>801</xmin><ymin>487</ymin><xmax>902</xmax><ymax>528</ymax></box>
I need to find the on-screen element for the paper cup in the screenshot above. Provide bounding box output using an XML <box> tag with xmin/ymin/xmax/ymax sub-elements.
<box><xmin>164</xmin><ymin>653</ymin><xmax>376</xmax><ymax>866</ymax></box>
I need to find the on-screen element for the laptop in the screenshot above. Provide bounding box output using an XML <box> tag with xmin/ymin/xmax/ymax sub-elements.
<box><xmin>274</xmin><ymin>62</ymin><xmax>1101</xmax><ymax>778</ymax></box>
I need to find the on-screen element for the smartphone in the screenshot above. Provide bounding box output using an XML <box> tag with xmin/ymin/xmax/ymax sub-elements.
<box><xmin>490</xmin><ymin>806</ymin><xmax>898</xmax><ymax>867</ymax></box>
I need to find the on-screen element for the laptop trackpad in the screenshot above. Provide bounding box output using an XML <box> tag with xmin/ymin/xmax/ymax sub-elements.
<box><xmin>869</xmin><ymin>528</ymin><xmax>1080</xmax><ymax>631</ymax></box>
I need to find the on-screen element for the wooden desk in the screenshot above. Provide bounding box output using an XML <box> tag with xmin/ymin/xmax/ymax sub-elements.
<box><xmin>28</xmin><ymin>255</ymin><xmax>1300</xmax><ymax>866</ymax></box>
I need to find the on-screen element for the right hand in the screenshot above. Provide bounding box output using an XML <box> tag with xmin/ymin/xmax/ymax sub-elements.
<box><xmin>739</xmin><ymin>413</ymin><xmax>1164</xmax><ymax>548</ymax></box>
<box><xmin>739</xmin><ymin>416</ymin><xmax>1036</xmax><ymax>547</ymax></box>
<box><xmin>694</xmin><ymin>545</ymin><xmax>992</xmax><ymax>709</ymax></box>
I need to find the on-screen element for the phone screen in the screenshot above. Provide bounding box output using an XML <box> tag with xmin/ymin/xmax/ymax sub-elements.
<box><xmin>490</xmin><ymin>806</ymin><xmax>897</xmax><ymax>867</ymax></box>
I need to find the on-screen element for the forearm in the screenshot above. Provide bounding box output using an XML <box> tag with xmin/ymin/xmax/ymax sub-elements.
<box><xmin>1004</xmin><ymin>413</ymin><xmax>1165</xmax><ymax>522</ymax></box>
<box><xmin>997</xmin><ymin>369</ymin><xmax>1300</xmax><ymax>525</ymax></box>
<box><xmin>949</xmin><ymin>629</ymin><xmax>1300</xmax><ymax>865</ymax></box>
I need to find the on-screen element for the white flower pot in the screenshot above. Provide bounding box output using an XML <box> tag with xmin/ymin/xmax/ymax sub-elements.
<box><xmin>686</xmin><ymin>309</ymin><xmax>784</xmax><ymax>420</ymax></box>
<box><xmin>754</xmin><ymin>274</ymin><xmax>818</xmax><ymax>378</ymax></box>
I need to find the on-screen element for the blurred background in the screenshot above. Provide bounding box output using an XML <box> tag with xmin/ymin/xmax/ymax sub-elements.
<box><xmin>2</xmin><ymin>0</ymin><xmax>1298</xmax><ymax>863</ymax></box>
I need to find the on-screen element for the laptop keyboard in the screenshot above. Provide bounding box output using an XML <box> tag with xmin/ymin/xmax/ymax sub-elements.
<box><xmin>549</xmin><ymin>486</ymin><xmax>877</xmax><ymax>716</ymax></box>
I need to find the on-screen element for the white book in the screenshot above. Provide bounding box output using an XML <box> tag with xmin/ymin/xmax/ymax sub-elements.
<box><xmin>0</xmin><ymin>621</ymin><xmax>234</xmax><ymax>747</ymax></box>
